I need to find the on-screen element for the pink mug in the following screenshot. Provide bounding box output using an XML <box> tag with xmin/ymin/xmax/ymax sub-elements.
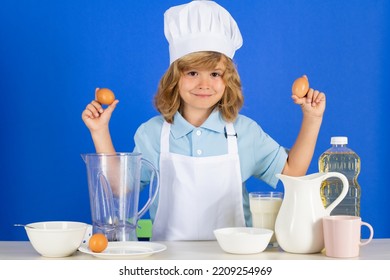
<box><xmin>322</xmin><ymin>215</ymin><xmax>374</xmax><ymax>258</ymax></box>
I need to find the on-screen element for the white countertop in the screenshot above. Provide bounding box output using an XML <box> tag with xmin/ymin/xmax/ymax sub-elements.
<box><xmin>1</xmin><ymin>239</ymin><xmax>389</xmax><ymax>260</ymax></box>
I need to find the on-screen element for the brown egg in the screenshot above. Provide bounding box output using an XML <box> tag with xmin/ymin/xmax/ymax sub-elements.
<box><xmin>96</xmin><ymin>88</ymin><xmax>115</xmax><ymax>105</ymax></box>
<box><xmin>292</xmin><ymin>76</ymin><xmax>309</xmax><ymax>98</ymax></box>
<box><xmin>88</xmin><ymin>233</ymin><xmax>108</xmax><ymax>253</ymax></box>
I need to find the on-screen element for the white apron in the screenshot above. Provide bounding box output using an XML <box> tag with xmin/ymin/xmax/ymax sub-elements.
<box><xmin>152</xmin><ymin>121</ymin><xmax>245</xmax><ymax>241</ymax></box>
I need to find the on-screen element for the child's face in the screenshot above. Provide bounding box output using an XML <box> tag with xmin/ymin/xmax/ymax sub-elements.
<box><xmin>178</xmin><ymin>60</ymin><xmax>226</xmax><ymax>119</ymax></box>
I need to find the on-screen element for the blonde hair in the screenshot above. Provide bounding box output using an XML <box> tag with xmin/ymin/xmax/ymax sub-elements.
<box><xmin>154</xmin><ymin>51</ymin><xmax>243</xmax><ymax>123</ymax></box>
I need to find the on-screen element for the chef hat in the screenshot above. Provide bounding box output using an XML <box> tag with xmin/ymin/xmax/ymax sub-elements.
<box><xmin>164</xmin><ymin>0</ymin><xmax>243</xmax><ymax>64</ymax></box>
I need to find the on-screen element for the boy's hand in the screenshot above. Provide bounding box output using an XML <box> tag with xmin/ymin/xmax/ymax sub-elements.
<box><xmin>81</xmin><ymin>88</ymin><xmax>119</xmax><ymax>132</ymax></box>
<box><xmin>291</xmin><ymin>88</ymin><xmax>326</xmax><ymax>118</ymax></box>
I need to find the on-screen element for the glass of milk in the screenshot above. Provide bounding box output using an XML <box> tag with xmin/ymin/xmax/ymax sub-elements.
<box><xmin>249</xmin><ymin>192</ymin><xmax>283</xmax><ymax>244</ymax></box>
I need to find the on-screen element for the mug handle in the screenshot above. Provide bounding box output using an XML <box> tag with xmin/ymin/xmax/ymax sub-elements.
<box><xmin>360</xmin><ymin>222</ymin><xmax>374</xmax><ymax>246</ymax></box>
<box><xmin>323</xmin><ymin>172</ymin><xmax>349</xmax><ymax>215</ymax></box>
<box><xmin>137</xmin><ymin>158</ymin><xmax>160</xmax><ymax>219</ymax></box>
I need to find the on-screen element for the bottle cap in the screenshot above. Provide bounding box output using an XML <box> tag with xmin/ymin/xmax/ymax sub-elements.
<box><xmin>331</xmin><ymin>136</ymin><xmax>348</xmax><ymax>145</ymax></box>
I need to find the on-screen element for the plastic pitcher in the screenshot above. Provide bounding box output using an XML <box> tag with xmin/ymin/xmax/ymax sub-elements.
<box><xmin>81</xmin><ymin>153</ymin><xmax>159</xmax><ymax>241</ymax></box>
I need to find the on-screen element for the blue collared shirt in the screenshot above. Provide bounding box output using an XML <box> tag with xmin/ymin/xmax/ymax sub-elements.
<box><xmin>133</xmin><ymin>110</ymin><xmax>288</xmax><ymax>225</ymax></box>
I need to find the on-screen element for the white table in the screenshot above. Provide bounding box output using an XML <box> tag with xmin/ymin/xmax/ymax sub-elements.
<box><xmin>1</xmin><ymin>239</ymin><xmax>389</xmax><ymax>260</ymax></box>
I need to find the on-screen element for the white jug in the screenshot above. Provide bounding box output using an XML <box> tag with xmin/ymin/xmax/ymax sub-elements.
<box><xmin>275</xmin><ymin>172</ymin><xmax>349</xmax><ymax>254</ymax></box>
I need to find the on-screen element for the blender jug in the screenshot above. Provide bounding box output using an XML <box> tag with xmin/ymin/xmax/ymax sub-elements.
<box><xmin>82</xmin><ymin>153</ymin><xmax>159</xmax><ymax>241</ymax></box>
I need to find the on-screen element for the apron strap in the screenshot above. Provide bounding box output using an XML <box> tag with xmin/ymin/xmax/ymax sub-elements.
<box><xmin>225</xmin><ymin>122</ymin><xmax>238</xmax><ymax>155</ymax></box>
<box><xmin>161</xmin><ymin>121</ymin><xmax>171</xmax><ymax>153</ymax></box>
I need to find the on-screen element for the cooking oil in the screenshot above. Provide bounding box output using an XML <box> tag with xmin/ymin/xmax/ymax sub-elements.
<box><xmin>318</xmin><ymin>136</ymin><xmax>361</xmax><ymax>216</ymax></box>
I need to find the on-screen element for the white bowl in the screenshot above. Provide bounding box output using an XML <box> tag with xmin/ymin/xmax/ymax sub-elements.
<box><xmin>214</xmin><ymin>227</ymin><xmax>273</xmax><ymax>254</ymax></box>
<box><xmin>25</xmin><ymin>221</ymin><xmax>88</xmax><ymax>257</ymax></box>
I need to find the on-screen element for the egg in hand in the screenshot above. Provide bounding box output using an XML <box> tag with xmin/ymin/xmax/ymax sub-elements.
<box><xmin>292</xmin><ymin>75</ymin><xmax>309</xmax><ymax>98</ymax></box>
<box><xmin>96</xmin><ymin>88</ymin><xmax>115</xmax><ymax>105</ymax></box>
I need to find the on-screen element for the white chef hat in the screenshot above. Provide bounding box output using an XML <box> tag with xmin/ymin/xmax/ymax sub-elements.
<box><xmin>164</xmin><ymin>0</ymin><xmax>243</xmax><ymax>64</ymax></box>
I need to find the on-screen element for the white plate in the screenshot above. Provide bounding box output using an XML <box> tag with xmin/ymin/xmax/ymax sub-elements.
<box><xmin>78</xmin><ymin>241</ymin><xmax>167</xmax><ymax>259</ymax></box>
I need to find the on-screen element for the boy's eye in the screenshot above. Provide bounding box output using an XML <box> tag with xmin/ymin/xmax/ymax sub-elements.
<box><xmin>187</xmin><ymin>71</ymin><xmax>198</xmax><ymax>76</ymax></box>
<box><xmin>211</xmin><ymin>72</ymin><xmax>222</xmax><ymax>77</ymax></box>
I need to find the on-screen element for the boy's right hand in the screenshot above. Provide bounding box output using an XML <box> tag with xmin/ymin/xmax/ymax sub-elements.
<box><xmin>81</xmin><ymin>88</ymin><xmax>119</xmax><ymax>132</ymax></box>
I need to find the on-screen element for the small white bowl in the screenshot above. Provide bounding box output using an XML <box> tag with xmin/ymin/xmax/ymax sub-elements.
<box><xmin>214</xmin><ymin>227</ymin><xmax>273</xmax><ymax>254</ymax></box>
<box><xmin>25</xmin><ymin>221</ymin><xmax>88</xmax><ymax>257</ymax></box>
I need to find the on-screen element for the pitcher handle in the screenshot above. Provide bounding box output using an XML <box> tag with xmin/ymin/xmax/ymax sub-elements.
<box><xmin>137</xmin><ymin>158</ymin><xmax>160</xmax><ymax>219</ymax></box>
<box><xmin>323</xmin><ymin>172</ymin><xmax>349</xmax><ymax>215</ymax></box>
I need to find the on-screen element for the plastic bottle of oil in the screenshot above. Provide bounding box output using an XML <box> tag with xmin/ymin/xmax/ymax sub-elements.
<box><xmin>318</xmin><ymin>136</ymin><xmax>361</xmax><ymax>216</ymax></box>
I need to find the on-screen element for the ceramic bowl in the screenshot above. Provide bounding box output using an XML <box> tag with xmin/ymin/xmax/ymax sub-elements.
<box><xmin>25</xmin><ymin>221</ymin><xmax>88</xmax><ymax>257</ymax></box>
<box><xmin>214</xmin><ymin>227</ymin><xmax>273</xmax><ymax>254</ymax></box>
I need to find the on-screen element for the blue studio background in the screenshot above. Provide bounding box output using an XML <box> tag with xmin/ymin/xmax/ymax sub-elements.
<box><xmin>1</xmin><ymin>0</ymin><xmax>389</xmax><ymax>241</ymax></box>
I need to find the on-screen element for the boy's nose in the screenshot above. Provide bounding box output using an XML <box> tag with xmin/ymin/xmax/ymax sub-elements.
<box><xmin>198</xmin><ymin>75</ymin><xmax>210</xmax><ymax>89</ymax></box>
